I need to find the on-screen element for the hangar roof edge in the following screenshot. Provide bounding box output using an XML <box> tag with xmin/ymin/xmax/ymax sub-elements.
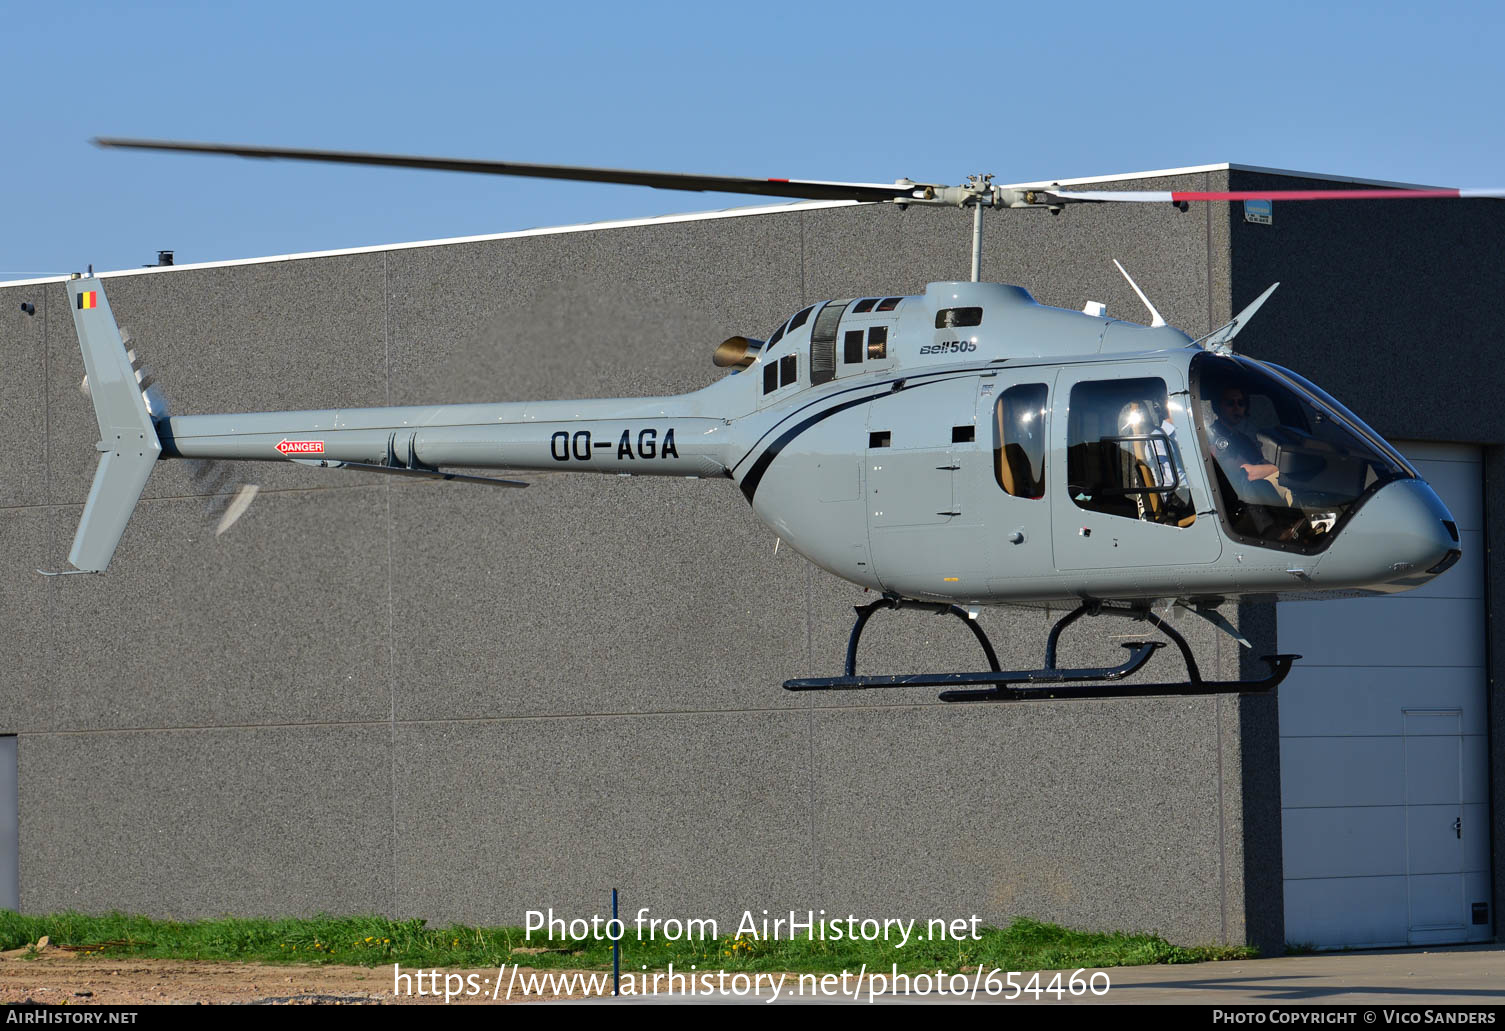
<box><xmin>1003</xmin><ymin>162</ymin><xmax>1441</xmax><ymax>191</ymax></box>
<box><xmin>1</xmin><ymin>163</ymin><xmax>1444</xmax><ymax>288</ymax></box>
<box><xmin>0</xmin><ymin>198</ymin><xmax>863</xmax><ymax>288</ymax></box>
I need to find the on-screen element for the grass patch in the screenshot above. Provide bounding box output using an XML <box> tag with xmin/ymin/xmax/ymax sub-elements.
<box><xmin>0</xmin><ymin>911</ymin><xmax>1254</xmax><ymax>973</ymax></box>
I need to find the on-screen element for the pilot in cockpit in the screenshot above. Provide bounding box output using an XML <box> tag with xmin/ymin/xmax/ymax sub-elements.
<box><xmin>1206</xmin><ymin>381</ymin><xmax>1320</xmax><ymax>543</ymax></box>
<box><xmin>1194</xmin><ymin>360</ymin><xmax>1372</xmax><ymax>547</ymax></box>
<box><xmin>1208</xmin><ymin>385</ymin><xmax>1290</xmax><ymax>505</ymax></box>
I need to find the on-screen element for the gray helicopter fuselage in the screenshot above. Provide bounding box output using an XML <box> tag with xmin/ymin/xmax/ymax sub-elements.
<box><xmin>75</xmin><ymin>277</ymin><xmax>1459</xmax><ymax>604</ymax></box>
<box><xmin>714</xmin><ymin>281</ymin><xmax>1458</xmax><ymax>607</ymax></box>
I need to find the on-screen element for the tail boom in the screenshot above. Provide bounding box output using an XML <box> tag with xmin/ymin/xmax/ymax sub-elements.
<box><xmin>160</xmin><ymin>404</ymin><xmax>732</xmax><ymax>478</ymax></box>
<box><xmin>63</xmin><ymin>279</ymin><xmax>733</xmax><ymax>574</ymax></box>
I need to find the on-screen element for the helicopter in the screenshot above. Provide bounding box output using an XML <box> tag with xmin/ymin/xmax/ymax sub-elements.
<box><xmin>55</xmin><ymin>139</ymin><xmax>1489</xmax><ymax>702</ymax></box>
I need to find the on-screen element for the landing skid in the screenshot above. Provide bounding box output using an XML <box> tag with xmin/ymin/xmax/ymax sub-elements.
<box><xmin>782</xmin><ymin>598</ymin><xmax>1298</xmax><ymax>702</ymax></box>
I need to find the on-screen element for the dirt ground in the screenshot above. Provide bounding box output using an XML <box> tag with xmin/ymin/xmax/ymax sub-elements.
<box><xmin>0</xmin><ymin>947</ymin><xmax>571</xmax><ymax>1005</ymax></box>
<box><xmin>7</xmin><ymin>946</ymin><xmax>1502</xmax><ymax>1006</ymax></box>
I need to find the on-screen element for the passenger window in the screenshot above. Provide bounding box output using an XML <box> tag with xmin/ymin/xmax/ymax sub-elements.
<box><xmin>763</xmin><ymin>362</ymin><xmax>779</xmax><ymax>395</ymax></box>
<box><xmin>1066</xmin><ymin>378</ymin><xmax>1195</xmax><ymax>526</ymax></box>
<box><xmin>867</xmin><ymin>326</ymin><xmax>888</xmax><ymax>359</ymax></box>
<box><xmin>994</xmin><ymin>384</ymin><xmax>1047</xmax><ymax>499</ymax></box>
<box><xmin>851</xmin><ymin>298</ymin><xmax>877</xmax><ymax>314</ymax></box>
<box><xmin>935</xmin><ymin>307</ymin><xmax>983</xmax><ymax>329</ymax></box>
<box><xmin>875</xmin><ymin>297</ymin><xmax>901</xmax><ymax>312</ymax></box>
<box><xmin>843</xmin><ymin>330</ymin><xmax>864</xmax><ymax>364</ymax></box>
<box><xmin>780</xmin><ymin>354</ymin><xmax>798</xmax><ymax>388</ymax></box>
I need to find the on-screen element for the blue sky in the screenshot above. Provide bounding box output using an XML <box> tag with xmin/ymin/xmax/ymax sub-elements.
<box><xmin>6</xmin><ymin>0</ymin><xmax>1503</xmax><ymax>277</ymax></box>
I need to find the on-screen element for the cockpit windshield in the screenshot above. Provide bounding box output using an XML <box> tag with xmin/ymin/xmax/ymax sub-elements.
<box><xmin>1191</xmin><ymin>353</ymin><xmax>1413</xmax><ymax>552</ymax></box>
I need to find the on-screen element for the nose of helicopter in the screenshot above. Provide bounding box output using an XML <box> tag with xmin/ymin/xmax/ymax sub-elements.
<box><xmin>1311</xmin><ymin>478</ymin><xmax>1460</xmax><ymax>591</ymax></box>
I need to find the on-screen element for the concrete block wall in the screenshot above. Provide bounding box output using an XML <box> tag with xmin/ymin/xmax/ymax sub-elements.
<box><xmin>0</xmin><ymin>170</ymin><xmax>1291</xmax><ymax>951</ymax></box>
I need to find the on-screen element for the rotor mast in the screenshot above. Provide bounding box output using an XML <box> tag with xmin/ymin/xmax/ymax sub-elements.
<box><xmin>971</xmin><ymin>184</ymin><xmax>985</xmax><ymax>282</ymax></box>
<box><xmin>893</xmin><ymin>173</ymin><xmax>1066</xmax><ymax>282</ymax></box>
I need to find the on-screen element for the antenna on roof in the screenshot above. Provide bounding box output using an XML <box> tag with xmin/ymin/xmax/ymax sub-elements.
<box><xmin>1113</xmin><ymin>260</ymin><xmax>1167</xmax><ymax>328</ymax></box>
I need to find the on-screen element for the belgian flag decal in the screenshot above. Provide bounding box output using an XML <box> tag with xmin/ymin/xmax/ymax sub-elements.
<box><xmin>77</xmin><ymin>291</ymin><xmax>97</xmax><ymax>310</ymax></box>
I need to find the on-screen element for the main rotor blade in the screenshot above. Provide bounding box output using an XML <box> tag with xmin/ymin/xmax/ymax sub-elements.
<box><xmin>92</xmin><ymin>138</ymin><xmax>920</xmax><ymax>204</ymax></box>
<box><xmin>1048</xmin><ymin>187</ymin><xmax>1505</xmax><ymax>203</ymax></box>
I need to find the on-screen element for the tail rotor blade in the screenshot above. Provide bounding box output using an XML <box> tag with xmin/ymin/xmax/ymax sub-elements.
<box><xmin>215</xmin><ymin>483</ymin><xmax>260</xmax><ymax>536</ymax></box>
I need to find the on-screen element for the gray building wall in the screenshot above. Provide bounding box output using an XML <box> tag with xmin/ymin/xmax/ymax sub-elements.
<box><xmin>7</xmin><ymin>164</ymin><xmax>1475</xmax><ymax>955</ymax></box>
<box><xmin>1226</xmin><ymin>169</ymin><xmax>1505</xmax><ymax>935</ymax></box>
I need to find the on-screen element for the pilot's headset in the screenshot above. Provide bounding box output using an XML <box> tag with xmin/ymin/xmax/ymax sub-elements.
<box><xmin>1144</xmin><ymin>397</ymin><xmax>1170</xmax><ymax>432</ymax></box>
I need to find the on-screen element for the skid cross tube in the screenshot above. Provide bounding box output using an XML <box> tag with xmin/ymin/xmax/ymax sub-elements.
<box><xmin>841</xmin><ymin>597</ymin><xmax>1002</xmax><ymax>677</ymax></box>
<box><xmin>783</xmin><ymin>599</ymin><xmax>1299</xmax><ymax>701</ymax></box>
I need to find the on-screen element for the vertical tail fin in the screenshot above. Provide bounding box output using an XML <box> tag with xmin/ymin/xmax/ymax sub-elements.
<box><xmin>66</xmin><ymin>277</ymin><xmax>161</xmax><ymax>572</ymax></box>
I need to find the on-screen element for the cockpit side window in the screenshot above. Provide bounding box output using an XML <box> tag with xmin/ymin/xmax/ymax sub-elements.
<box><xmin>1067</xmin><ymin>377</ymin><xmax>1196</xmax><ymax>527</ymax></box>
<box><xmin>788</xmin><ymin>305</ymin><xmax>816</xmax><ymax>332</ymax></box>
<box><xmin>1191</xmin><ymin>353</ymin><xmax>1409</xmax><ymax>551</ymax></box>
<box><xmin>851</xmin><ymin>298</ymin><xmax>877</xmax><ymax>314</ymax></box>
<box><xmin>767</xmin><ymin>322</ymin><xmax>787</xmax><ymax>349</ymax></box>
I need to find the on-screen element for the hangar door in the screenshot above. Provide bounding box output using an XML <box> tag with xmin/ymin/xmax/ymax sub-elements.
<box><xmin>1279</xmin><ymin>442</ymin><xmax>1491</xmax><ymax>948</ymax></box>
